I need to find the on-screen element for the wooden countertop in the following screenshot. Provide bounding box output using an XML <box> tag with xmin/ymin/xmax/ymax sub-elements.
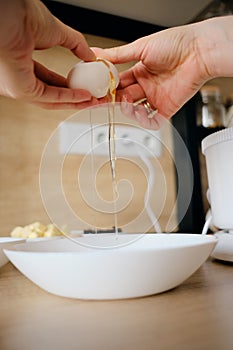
<box><xmin>0</xmin><ymin>258</ymin><xmax>233</xmax><ymax>350</ymax></box>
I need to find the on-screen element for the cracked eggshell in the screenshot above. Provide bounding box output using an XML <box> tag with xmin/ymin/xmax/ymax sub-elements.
<box><xmin>67</xmin><ymin>60</ymin><xmax>119</xmax><ymax>98</ymax></box>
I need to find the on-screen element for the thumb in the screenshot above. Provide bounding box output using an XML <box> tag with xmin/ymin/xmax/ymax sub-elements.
<box><xmin>92</xmin><ymin>38</ymin><xmax>146</xmax><ymax>64</ymax></box>
<box><xmin>55</xmin><ymin>19</ymin><xmax>96</xmax><ymax>61</ymax></box>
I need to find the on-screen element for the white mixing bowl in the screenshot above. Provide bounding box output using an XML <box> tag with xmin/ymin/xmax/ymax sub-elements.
<box><xmin>4</xmin><ymin>233</ymin><xmax>217</xmax><ymax>300</ymax></box>
<box><xmin>0</xmin><ymin>237</ymin><xmax>25</xmax><ymax>268</ymax></box>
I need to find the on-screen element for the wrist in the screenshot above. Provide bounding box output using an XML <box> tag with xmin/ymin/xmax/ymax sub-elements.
<box><xmin>195</xmin><ymin>16</ymin><xmax>233</xmax><ymax>80</ymax></box>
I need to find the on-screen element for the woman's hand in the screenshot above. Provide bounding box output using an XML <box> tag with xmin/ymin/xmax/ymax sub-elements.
<box><xmin>93</xmin><ymin>16</ymin><xmax>233</xmax><ymax>129</ymax></box>
<box><xmin>0</xmin><ymin>0</ymin><xmax>96</xmax><ymax>109</ymax></box>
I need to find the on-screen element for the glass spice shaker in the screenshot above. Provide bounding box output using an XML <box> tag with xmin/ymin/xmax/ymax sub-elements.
<box><xmin>200</xmin><ymin>85</ymin><xmax>226</xmax><ymax>128</ymax></box>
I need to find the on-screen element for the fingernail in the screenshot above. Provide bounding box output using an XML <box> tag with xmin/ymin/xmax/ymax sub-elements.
<box><xmin>78</xmin><ymin>93</ymin><xmax>92</xmax><ymax>102</ymax></box>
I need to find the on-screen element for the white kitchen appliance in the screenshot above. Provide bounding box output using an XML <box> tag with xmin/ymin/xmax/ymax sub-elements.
<box><xmin>202</xmin><ymin>127</ymin><xmax>233</xmax><ymax>262</ymax></box>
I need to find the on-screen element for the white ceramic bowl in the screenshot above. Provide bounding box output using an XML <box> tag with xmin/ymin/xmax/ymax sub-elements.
<box><xmin>4</xmin><ymin>233</ymin><xmax>217</xmax><ymax>300</ymax></box>
<box><xmin>0</xmin><ymin>237</ymin><xmax>25</xmax><ymax>268</ymax></box>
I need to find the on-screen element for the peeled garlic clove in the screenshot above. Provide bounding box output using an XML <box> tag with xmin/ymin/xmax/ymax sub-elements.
<box><xmin>67</xmin><ymin>59</ymin><xmax>119</xmax><ymax>98</ymax></box>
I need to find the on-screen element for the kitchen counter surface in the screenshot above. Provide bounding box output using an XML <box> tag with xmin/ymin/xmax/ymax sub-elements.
<box><xmin>0</xmin><ymin>258</ymin><xmax>233</xmax><ymax>350</ymax></box>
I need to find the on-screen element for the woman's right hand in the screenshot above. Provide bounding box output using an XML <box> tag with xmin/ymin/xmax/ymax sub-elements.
<box><xmin>93</xmin><ymin>16</ymin><xmax>233</xmax><ymax>129</ymax></box>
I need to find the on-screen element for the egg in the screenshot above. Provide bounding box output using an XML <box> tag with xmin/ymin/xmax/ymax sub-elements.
<box><xmin>67</xmin><ymin>59</ymin><xmax>119</xmax><ymax>98</ymax></box>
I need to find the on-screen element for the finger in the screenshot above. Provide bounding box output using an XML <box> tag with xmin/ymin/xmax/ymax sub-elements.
<box><xmin>117</xmin><ymin>95</ymin><xmax>164</xmax><ymax>130</ymax></box>
<box><xmin>118</xmin><ymin>69</ymin><xmax>137</xmax><ymax>88</ymax></box>
<box><xmin>34</xmin><ymin>61</ymin><xmax>67</xmax><ymax>87</ymax></box>
<box><xmin>91</xmin><ymin>47</ymin><xmax>107</xmax><ymax>58</ymax></box>
<box><xmin>92</xmin><ymin>38</ymin><xmax>147</xmax><ymax>64</ymax></box>
<box><xmin>54</xmin><ymin>19</ymin><xmax>96</xmax><ymax>62</ymax></box>
<box><xmin>117</xmin><ymin>94</ymin><xmax>135</xmax><ymax>120</ymax></box>
<box><xmin>117</xmin><ymin>84</ymin><xmax>146</xmax><ymax>102</ymax></box>
<box><xmin>116</xmin><ymin>84</ymin><xmax>147</xmax><ymax>119</ymax></box>
<box><xmin>32</xmin><ymin>1</ymin><xmax>95</xmax><ymax>62</ymax></box>
<box><xmin>118</xmin><ymin>93</ymin><xmax>147</xmax><ymax>121</ymax></box>
<box><xmin>32</xmin><ymin>98</ymin><xmax>102</xmax><ymax>110</ymax></box>
<box><xmin>137</xmin><ymin>113</ymin><xmax>165</xmax><ymax>130</ymax></box>
<box><xmin>29</xmin><ymin>79</ymin><xmax>94</xmax><ymax>104</ymax></box>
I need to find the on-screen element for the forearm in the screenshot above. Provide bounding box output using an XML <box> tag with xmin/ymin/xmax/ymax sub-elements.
<box><xmin>194</xmin><ymin>16</ymin><xmax>233</xmax><ymax>79</ymax></box>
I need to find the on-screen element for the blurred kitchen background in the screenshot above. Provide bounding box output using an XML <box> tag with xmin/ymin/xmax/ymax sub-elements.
<box><xmin>1</xmin><ymin>0</ymin><xmax>233</xmax><ymax>236</ymax></box>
